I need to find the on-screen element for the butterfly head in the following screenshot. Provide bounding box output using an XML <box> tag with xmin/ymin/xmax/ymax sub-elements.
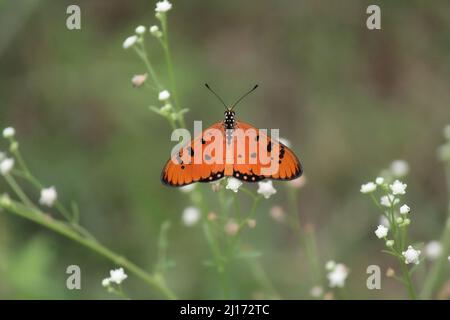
<box><xmin>204</xmin><ymin>83</ymin><xmax>258</xmax><ymax>130</ymax></box>
<box><xmin>224</xmin><ymin>109</ymin><xmax>236</xmax><ymax>129</ymax></box>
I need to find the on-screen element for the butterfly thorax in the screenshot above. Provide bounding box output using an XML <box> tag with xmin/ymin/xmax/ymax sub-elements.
<box><xmin>223</xmin><ymin>110</ymin><xmax>236</xmax><ymax>130</ymax></box>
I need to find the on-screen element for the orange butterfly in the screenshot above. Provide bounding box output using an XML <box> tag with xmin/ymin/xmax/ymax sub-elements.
<box><xmin>161</xmin><ymin>84</ymin><xmax>303</xmax><ymax>186</ymax></box>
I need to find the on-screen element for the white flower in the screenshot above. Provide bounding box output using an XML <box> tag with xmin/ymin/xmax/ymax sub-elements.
<box><xmin>327</xmin><ymin>263</ymin><xmax>349</xmax><ymax>288</ymax></box>
<box><xmin>386</xmin><ymin>240</ymin><xmax>394</xmax><ymax>247</ymax></box>
<box><xmin>150</xmin><ymin>25</ymin><xmax>159</xmax><ymax>33</ymax></box>
<box><xmin>225</xmin><ymin>177</ymin><xmax>242</xmax><ymax>193</ymax></box>
<box><xmin>375</xmin><ymin>225</ymin><xmax>388</xmax><ymax>239</ymax></box>
<box><xmin>109</xmin><ymin>267</ymin><xmax>128</xmax><ymax>284</ymax></box>
<box><xmin>444</xmin><ymin>124</ymin><xmax>450</xmax><ymax>140</ymax></box>
<box><xmin>375</xmin><ymin>177</ymin><xmax>384</xmax><ymax>185</ymax></box>
<box><xmin>380</xmin><ymin>194</ymin><xmax>399</xmax><ymax>207</ymax></box>
<box><xmin>425</xmin><ymin>241</ymin><xmax>442</xmax><ymax>260</ymax></box>
<box><xmin>257</xmin><ymin>180</ymin><xmax>277</xmax><ymax>199</ymax></box>
<box><xmin>135</xmin><ymin>25</ymin><xmax>146</xmax><ymax>35</ymax></box>
<box><xmin>122</xmin><ymin>35</ymin><xmax>138</xmax><ymax>49</ymax></box>
<box><xmin>325</xmin><ymin>260</ymin><xmax>336</xmax><ymax>271</ymax></box>
<box><xmin>390</xmin><ymin>160</ymin><xmax>409</xmax><ymax>177</ymax></box>
<box><xmin>390</xmin><ymin>180</ymin><xmax>407</xmax><ymax>195</ymax></box>
<box><xmin>310</xmin><ymin>286</ymin><xmax>323</xmax><ymax>298</ymax></box>
<box><xmin>279</xmin><ymin>137</ymin><xmax>291</xmax><ymax>148</ymax></box>
<box><xmin>379</xmin><ymin>215</ymin><xmax>390</xmax><ymax>227</ymax></box>
<box><xmin>0</xmin><ymin>158</ymin><xmax>14</xmax><ymax>175</ymax></box>
<box><xmin>400</xmin><ymin>204</ymin><xmax>411</xmax><ymax>215</ymax></box>
<box><xmin>155</xmin><ymin>0</ymin><xmax>172</xmax><ymax>12</ymax></box>
<box><xmin>39</xmin><ymin>186</ymin><xmax>58</xmax><ymax>207</ymax></box>
<box><xmin>180</xmin><ymin>184</ymin><xmax>195</xmax><ymax>193</ymax></box>
<box><xmin>182</xmin><ymin>206</ymin><xmax>201</xmax><ymax>226</ymax></box>
<box><xmin>360</xmin><ymin>182</ymin><xmax>376</xmax><ymax>194</ymax></box>
<box><xmin>402</xmin><ymin>245</ymin><xmax>421</xmax><ymax>265</ymax></box>
<box><xmin>158</xmin><ymin>90</ymin><xmax>171</xmax><ymax>101</ymax></box>
<box><xmin>102</xmin><ymin>278</ymin><xmax>111</xmax><ymax>287</ymax></box>
<box><xmin>3</xmin><ymin>127</ymin><xmax>15</xmax><ymax>138</ymax></box>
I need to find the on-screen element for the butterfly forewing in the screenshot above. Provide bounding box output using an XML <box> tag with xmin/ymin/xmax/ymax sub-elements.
<box><xmin>161</xmin><ymin>121</ymin><xmax>303</xmax><ymax>186</ymax></box>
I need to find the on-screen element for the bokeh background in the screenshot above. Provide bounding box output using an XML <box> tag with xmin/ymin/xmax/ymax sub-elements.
<box><xmin>0</xmin><ymin>0</ymin><xmax>449</xmax><ymax>299</ymax></box>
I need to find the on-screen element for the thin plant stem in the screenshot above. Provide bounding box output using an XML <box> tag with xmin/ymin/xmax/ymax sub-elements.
<box><xmin>11</xmin><ymin>169</ymin><xmax>94</xmax><ymax>239</ymax></box>
<box><xmin>4</xmin><ymin>174</ymin><xmax>36</xmax><ymax>209</ymax></box>
<box><xmin>287</xmin><ymin>187</ymin><xmax>321</xmax><ymax>286</ymax></box>
<box><xmin>160</xmin><ymin>14</ymin><xmax>184</xmax><ymax>128</ymax></box>
<box><xmin>399</xmin><ymin>260</ymin><xmax>417</xmax><ymax>299</ymax></box>
<box><xmin>421</xmin><ymin>164</ymin><xmax>450</xmax><ymax>299</ymax></box>
<box><xmin>0</xmin><ymin>199</ymin><xmax>177</xmax><ymax>300</ymax></box>
<box><xmin>134</xmin><ymin>45</ymin><xmax>161</xmax><ymax>90</ymax></box>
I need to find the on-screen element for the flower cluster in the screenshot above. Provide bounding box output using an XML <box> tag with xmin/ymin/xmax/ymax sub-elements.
<box><xmin>122</xmin><ymin>1</ymin><xmax>172</xmax><ymax>50</ymax></box>
<box><xmin>361</xmin><ymin>161</ymin><xmax>419</xmax><ymax>264</ymax></box>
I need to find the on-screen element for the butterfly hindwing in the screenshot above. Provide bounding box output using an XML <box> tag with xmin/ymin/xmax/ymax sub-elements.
<box><xmin>231</xmin><ymin>121</ymin><xmax>302</xmax><ymax>182</ymax></box>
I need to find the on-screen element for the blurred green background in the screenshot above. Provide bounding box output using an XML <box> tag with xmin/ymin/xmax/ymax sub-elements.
<box><xmin>0</xmin><ymin>0</ymin><xmax>449</xmax><ymax>299</ymax></box>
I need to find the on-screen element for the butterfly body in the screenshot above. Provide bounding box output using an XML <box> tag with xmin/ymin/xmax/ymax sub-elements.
<box><xmin>161</xmin><ymin>112</ymin><xmax>303</xmax><ymax>187</ymax></box>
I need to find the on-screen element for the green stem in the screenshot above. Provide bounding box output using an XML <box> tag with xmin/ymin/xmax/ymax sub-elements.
<box><xmin>134</xmin><ymin>45</ymin><xmax>161</xmax><ymax>90</ymax></box>
<box><xmin>12</xmin><ymin>169</ymin><xmax>92</xmax><ymax>238</ymax></box>
<box><xmin>421</xmin><ymin>164</ymin><xmax>450</xmax><ymax>299</ymax></box>
<box><xmin>4</xmin><ymin>174</ymin><xmax>36</xmax><ymax>209</ymax></box>
<box><xmin>0</xmin><ymin>200</ymin><xmax>177</xmax><ymax>300</ymax></box>
<box><xmin>399</xmin><ymin>260</ymin><xmax>417</xmax><ymax>299</ymax></box>
<box><xmin>287</xmin><ymin>187</ymin><xmax>321</xmax><ymax>286</ymax></box>
<box><xmin>160</xmin><ymin>14</ymin><xmax>183</xmax><ymax>127</ymax></box>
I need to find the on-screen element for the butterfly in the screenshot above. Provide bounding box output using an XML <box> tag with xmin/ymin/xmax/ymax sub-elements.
<box><xmin>161</xmin><ymin>84</ymin><xmax>303</xmax><ymax>186</ymax></box>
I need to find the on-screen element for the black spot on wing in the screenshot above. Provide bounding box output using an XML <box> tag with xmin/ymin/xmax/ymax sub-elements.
<box><xmin>232</xmin><ymin>170</ymin><xmax>265</xmax><ymax>182</ymax></box>
<box><xmin>198</xmin><ymin>170</ymin><xmax>225</xmax><ymax>183</ymax></box>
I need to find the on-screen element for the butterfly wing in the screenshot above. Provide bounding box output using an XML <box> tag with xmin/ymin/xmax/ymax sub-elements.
<box><xmin>230</xmin><ymin>121</ymin><xmax>303</xmax><ymax>182</ymax></box>
<box><xmin>161</xmin><ymin>122</ymin><xmax>226</xmax><ymax>186</ymax></box>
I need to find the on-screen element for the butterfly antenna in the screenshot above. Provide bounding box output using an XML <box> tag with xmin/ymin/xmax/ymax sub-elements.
<box><xmin>205</xmin><ymin>83</ymin><xmax>227</xmax><ymax>110</ymax></box>
<box><xmin>231</xmin><ymin>84</ymin><xmax>259</xmax><ymax>110</ymax></box>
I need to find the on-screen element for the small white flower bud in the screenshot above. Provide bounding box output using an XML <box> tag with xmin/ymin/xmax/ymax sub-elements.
<box><xmin>400</xmin><ymin>204</ymin><xmax>411</xmax><ymax>215</ymax></box>
<box><xmin>3</xmin><ymin>127</ymin><xmax>15</xmax><ymax>138</ymax></box>
<box><xmin>386</xmin><ymin>240</ymin><xmax>394</xmax><ymax>247</ymax></box>
<box><xmin>0</xmin><ymin>158</ymin><xmax>14</xmax><ymax>175</ymax></box>
<box><xmin>158</xmin><ymin>90</ymin><xmax>170</xmax><ymax>101</ymax></box>
<box><xmin>123</xmin><ymin>35</ymin><xmax>138</xmax><ymax>49</ymax></box>
<box><xmin>360</xmin><ymin>182</ymin><xmax>376</xmax><ymax>194</ymax></box>
<box><xmin>135</xmin><ymin>25</ymin><xmax>146</xmax><ymax>35</ymax></box>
